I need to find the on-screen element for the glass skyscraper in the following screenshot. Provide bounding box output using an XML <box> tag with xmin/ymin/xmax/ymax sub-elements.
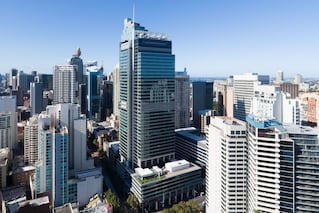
<box><xmin>119</xmin><ymin>18</ymin><xmax>175</xmax><ymax>169</ymax></box>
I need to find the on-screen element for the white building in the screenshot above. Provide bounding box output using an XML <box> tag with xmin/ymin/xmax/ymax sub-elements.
<box><xmin>45</xmin><ymin>103</ymin><xmax>93</xmax><ymax>172</ymax></box>
<box><xmin>206</xmin><ymin>117</ymin><xmax>247</xmax><ymax>213</ymax></box>
<box><xmin>252</xmin><ymin>83</ymin><xmax>300</xmax><ymax>125</ymax></box>
<box><xmin>246</xmin><ymin>115</ymin><xmax>294</xmax><ymax>213</ymax></box>
<box><xmin>0</xmin><ymin>96</ymin><xmax>17</xmax><ymax>152</ymax></box>
<box><xmin>233</xmin><ymin>73</ymin><xmax>269</xmax><ymax>121</ymax></box>
<box><xmin>53</xmin><ymin>65</ymin><xmax>77</xmax><ymax>104</ymax></box>
<box><xmin>24</xmin><ymin>115</ymin><xmax>39</xmax><ymax>165</ymax></box>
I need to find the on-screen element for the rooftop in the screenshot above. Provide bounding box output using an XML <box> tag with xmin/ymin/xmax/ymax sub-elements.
<box><xmin>246</xmin><ymin>114</ymin><xmax>285</xmax><ymax>131</ymax></box>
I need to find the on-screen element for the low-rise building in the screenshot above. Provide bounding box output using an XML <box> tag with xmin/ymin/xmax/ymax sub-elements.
<box><xmin>130</xmin><ymin>159</ymin><xmax>202</xmax><ymax>212</ymax></box>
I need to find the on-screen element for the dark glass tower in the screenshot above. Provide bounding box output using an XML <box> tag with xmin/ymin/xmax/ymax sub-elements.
<box><xmin>119</xmin><ymin>18</ymin><xmax>175</xmax><ymax>169</ymax></box>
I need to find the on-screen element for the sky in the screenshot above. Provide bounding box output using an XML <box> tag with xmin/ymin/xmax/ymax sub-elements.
<box><xmin>1</xmin><ymin>0</ymin><xmax>319</xmax><ymax>78</ymax></box>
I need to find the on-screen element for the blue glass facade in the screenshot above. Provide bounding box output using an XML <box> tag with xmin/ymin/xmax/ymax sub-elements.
<box><xmin>119</xmin><ymin>19</ymin><xmax>175</xmax><ymax>169</ymax></box>
<box><xmin>87</xmin><ymin>67</ymin><xmax>104</xmax><ymax>121</ymax></box>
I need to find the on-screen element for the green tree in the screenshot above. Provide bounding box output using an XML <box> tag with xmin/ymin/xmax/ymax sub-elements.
<box><xmin>186</xmin><ymin>199</ymin><xmax>200</xmax><ymax>212</ymax></box>
<box><xmin>126</xmin><ymin>193</ymin><xmax>140</xmax><ymax>213</ymax></box>
<box><xmin>104</xmin><ymin>189</ymin><xmax>120</xmax><ymax>212</ymax></box>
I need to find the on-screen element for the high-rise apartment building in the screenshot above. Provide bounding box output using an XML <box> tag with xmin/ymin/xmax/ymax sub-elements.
<box><xmin>285</xmin><ymin>124</ymin><xmax>319</xmax><ymax>212</ymax></box>
<box><xmin>30</xmin><ymin>82</ymin><xmax>43</xmax><ymax>116</ymax></box>
<box><xmin>175</xmin><ymin>69</ymin><xmax>190</xmax><ymax>129</ymax></box>
<box><xmin>192</xmin><ymin>82</ymin><xmax>213</xmax><ymax>128</ymax></box>
<box><xmin>35</xmin><ymin>103</ymin><xmax>98</xmax><ymax>207</ymax></box>
<box><xmin>119</xmin><ymin>18</ymin><xmax>175</xmax><ymax>169</ymax></box>
<box><xmin>233</xmin><ymin>73</ymin><xmax>269</xmax><ymax>121</ymax></box>
<box><xmin>9</xmin><ymin>68</ymin><xmax>18</xmax><ymax>88</ymax></box>
<box><xmin>24</xmin><ymin>115</ymin><xmax>39</xmax><ymax>165</ymax></box>
<box><xmin>53</xmin><ymin>65</ymin><xmax>77</xmax><ymax>104</ymax></box>
<box><xmin>206</xmin><ymin>117</ymin><xmax>247</xmax><ymax>213</ymax></box>
<box><xmin>246</xmin><ymin>115</ymin><xmax>294</xmax><ymax>213</ymax></box>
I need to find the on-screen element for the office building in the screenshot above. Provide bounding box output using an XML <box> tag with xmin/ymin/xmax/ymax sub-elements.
<box><xmin>233</xmin><ymin>73</ymin><xmax>269</xmax><ymax>121</ymax></box>
<box><xmin>113</xmin><ymin>64</ymin><xmax>120</xmax><ymax>119</ymax></box>
<box><xmin>119</xmin><ymin>18</ymin><xmax>175</xmax><ymax>169</ymax></box>
<box><xmin>246</xmin><ymin>115</ymin><xmax>294</xmax><ymax>213</ymax></box>
<box><xmin>131</xmin><ymin>160</ymin><xmax>202</xmax><ymax>212</ymax></box>
<box><xmin>191</xmin><ymin>82</ymin><xmax>213</xmax><ymax>128</ymax></box>
<box><xmin>36</xmin><ymin>74</ymin><xmax>53</xmax><ymax>91</ymax></box>
<box><xmin>276</xmin><ymin>70</ymin><xmax>284</xmax><ymax>83</ymax></box>
<box><xmin>9</xmin><ymin>68</ymin><xmax>18</xmax><ymax>88</ymax></box>
<box><xmin>79</xmin><ymin>83</ymin><xmax>87</xmax><ymax>115</ymax></box>
<box><xmin>70</xmin><ymin>48</ymin><xmax>84</xmax><ymax>86</ymax></box>
<box><xmin>100</xmin><ymin>79</ymin><xmax>113</xmax><ymax>120</ymax></box>
<box><xmin>86</xmin><ymin>61</ymin><xmax>104</xmax><ymax>121</ymax></box>
<box><xmin>17</xmin><ymin>71</ymin><xmax>34</xmax><ymax>95</ymax></box>
<box><xmin>0</xmin><ymin>148</ymin><xmax>9</xmax><ymax>188</ymax></box>
<box><xmin>30</xmin><ymin>82</ymin><xmax>43</xmax><ymax>116</ymax></box>
<box><xmin>24</xmin><ymin>115</ymin><xmax>39</xmax><ymax>165</ymax></box>
<box><xmin>0</xmin><ymin>96</ymin><xmax>17</xmax><ymax>151</ymax></box>
<box><xmin>280</xmin><ymin>82</ymin><xmax>299</xmax><ymax>99</ymax></box>
<box><xmin>252</xmin><ymin>83</ymin><xmax>301</xmax><ymax>125</ymax></box>
<box><xmin>175</xmin><ymin>127</ymin><xmax>207</xmax><ymax>167</ymax></box>
<box><xmin>175</xmin><ymin>69</ymin><xmax>190</xmax><ymax>129</ymax></box>
<box><xmin>294</xmin><ymin>73</ymin><xmax>303</xmax><ymax>84</ymax></box>
<box><xmin>53</xmin><ymin>65</ymin><xmax>77</xmax><ymax>104</ymax></box>
<box><xmin>206</xmin><ymin>117</ymin><xmax>247</xmax><ymax>213</ymax></box>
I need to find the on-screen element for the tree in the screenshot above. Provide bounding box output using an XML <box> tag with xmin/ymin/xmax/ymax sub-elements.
<box><xmin>104</xmin><ymin>189</ymin><xmax>120</xmax><ymax>211</ymax></box>
<box><xmin>186</xmin><ymin>199</ymin><xmax>200</xmax><ymax>212</ymax></box>
<box><xmin>126</xmin><ymin>193</ymin><xmax>140</xmax><ymax>213</ymax></box>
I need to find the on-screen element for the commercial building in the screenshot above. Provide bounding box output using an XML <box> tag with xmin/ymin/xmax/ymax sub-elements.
<box><xmin>131</xmin><ymin>160</ymin><xmax>202</xmax><ymax>212</ymax></box>
<box><xmin>251</xmin><ymin>83</ymin><xmax>301</xmax><ymax>125</ymax></box>
<box><xmin>30</xmin><ymin>82</ymin><xmax>43</xmax><ymax>116</ymax></box>
<box><xmin>119</xmin><ymin>18</ymin><xmax>175</xmax><ymax>169</ymax></box>
<box><xmin>233</xmin><ymin>73</ymin><xmax>269</xmax><ymax>121</ymax></box>
<box><xmin>0</xmin><ymin>148</ymin><xmax>9</xmax><ymax>188</ymax></box>
<box><xmin>175</xmin><ymin>127</ymin><xmax>207</xmax><ymax>167</ymax></box>
<box><xmin>86</xmin><ymin>61</ymin><xmax>104</xmax><ymax>121</ymax></box>
<box><xmin>206</xmin><ymin>117</ymin><xmax>247</xmax><ymax>213</ymax></box>
<box><xmin>0</xmin><ymin>96</ymin><xmax>17</xmax><ymax>152</ymax></box>
<box><xmin>53</xmin><ymin>65</ymin><xmax>77</xmax><ymax>104</ymax></box>
<box><xmin>113</xmin><ymin>64</ymin><xmax>120</xmax><ymax>119</ymax></box>
<box><xmin>191</xmin><ymin>82</ymin><xmax>213</xmax><ymax>129</ymax></box>
<box><xmin>175</xmin><ymin>69</ymin><xmax>190</xmax><ymax>129</ymax></box>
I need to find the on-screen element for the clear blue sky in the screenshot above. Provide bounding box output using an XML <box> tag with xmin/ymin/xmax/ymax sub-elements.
<box><xmin>1</xmin><ymin>0</ymin><xmax>319</xmax><ymax>78</ymax></box>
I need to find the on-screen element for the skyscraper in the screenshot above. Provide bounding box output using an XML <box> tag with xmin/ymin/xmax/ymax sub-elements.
<box><xmin>233</xmin><ymin>73</ymin><xmax>269</xmax><ymax>121</ymax></box>
<box><xmin>86</xmin><ymin>61</ymin><xmax>104</xmax><ymax>121</ymax></box>
<box><xmin>175</xmin><ymin>69</ymin><xmax>190</xmax><ymax>129</ymax></box>
<box><xmin>246</xmin><ymin>115</ymin><xmax>294</xmax><ymax>213</ymax></box>
<box><xmin>24</xmin><ymin>115</ymin><xmax>39</xmax><ymax>165</ymax></box>
<box><xmin>191</xmin><ymin>82</ymin><xmax>213</xmax><ymax>128</ymax></box>
<box><xmin>112</xmin><ymin>64</ymin><xmax>120</xmax><ymax>119</ymax></box>
<box><xmin>30</xmin><ymin>82</ymin><xmax>43</xmax><ymax>116</ymax></box>
<box><xmin>53</xmin><ymin>65</ymin><xmax>77</xmax><ymax>104</ymax></box>
<box><xmin>119</xmin><ymin>18</ymin><xmax>175</xmax><ymax>169</ymax></box>
<box><xmin>0</xmin><ymin>96</ymin><xmax>17</xmax><ymax>152</ymax></box>
<box><xmin>70</xmin><ymin>48</ymin><xmax>84</xmax><ymax>86</ymax></box>
<box><xmin>206</xmin><ymin>117</ymin><xmax>247</xmax><ymax>213</ymax></box>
